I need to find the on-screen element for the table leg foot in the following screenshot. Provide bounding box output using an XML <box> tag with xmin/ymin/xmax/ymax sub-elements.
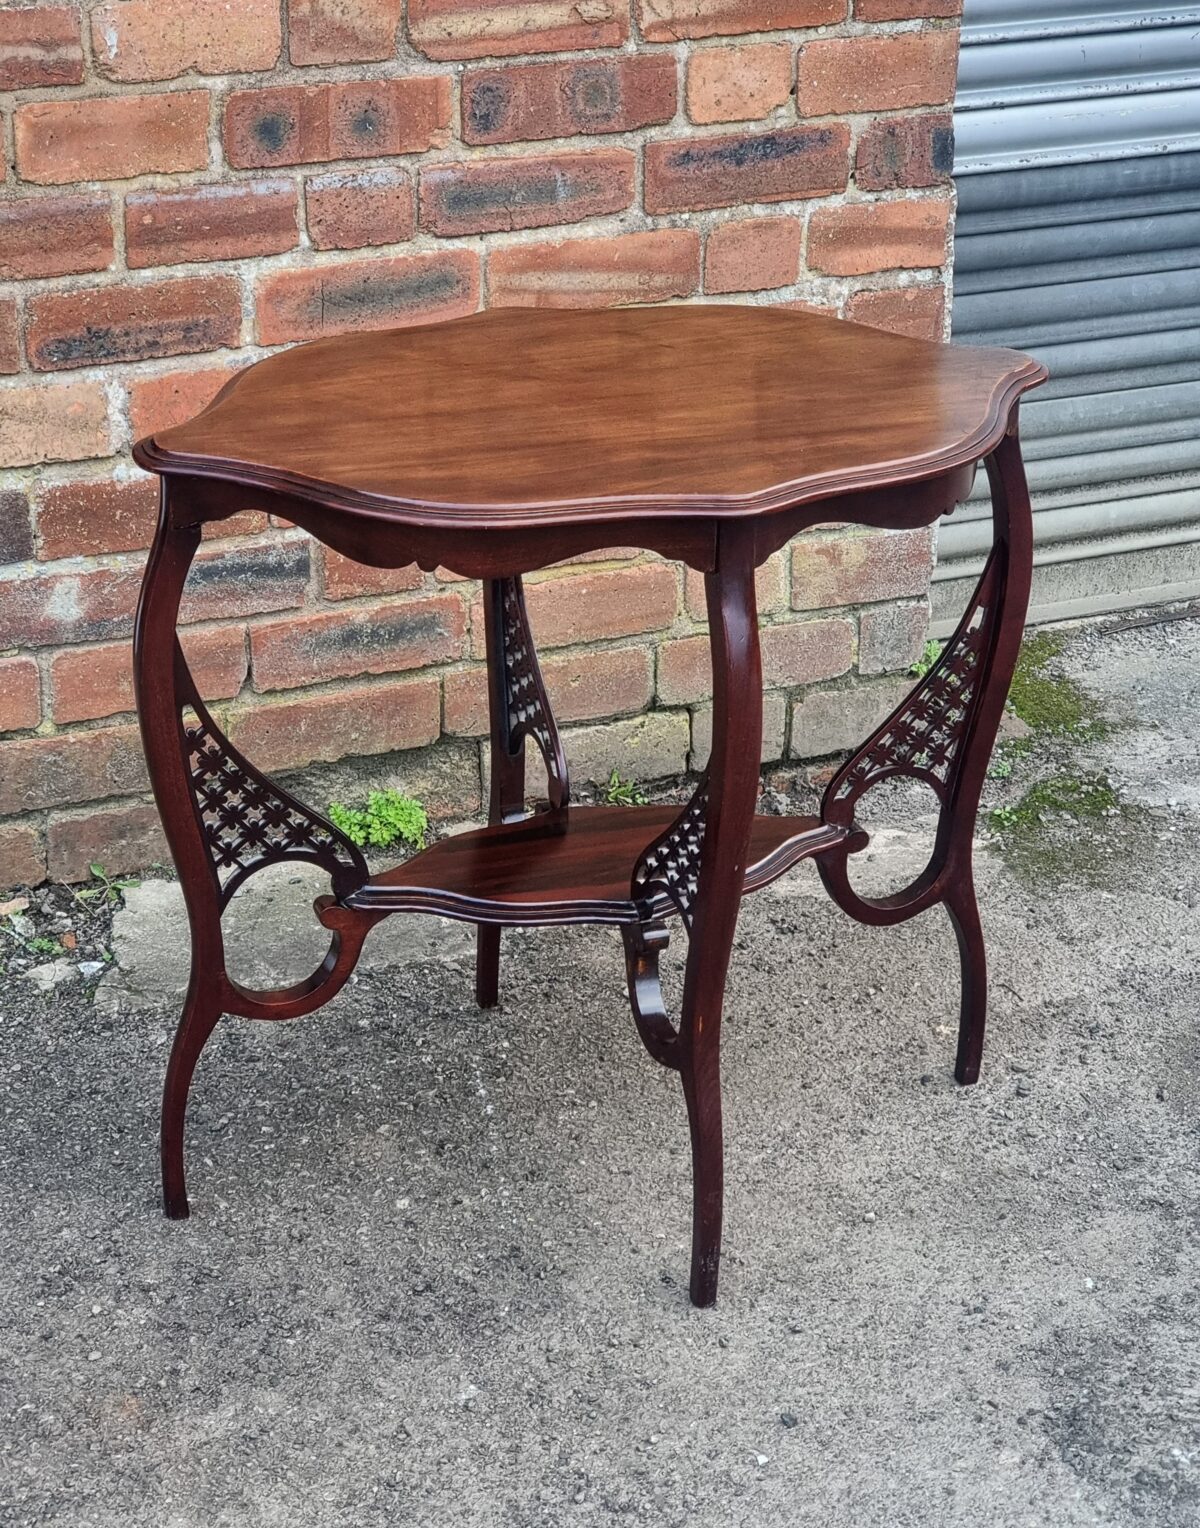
<box><xmin>946</xmin><ymin>877</ymin><xmax>986</xmax><ymax>1085</ymax></box>
<box><xmin>682</xmin><ymin>1051</ymin><xmax>723</xmax><ymax>1307</ymax></box>
<box><xmin>475</xmin><ymin>924</ymin><xmax>501</xmax><ymax>1008</ymax></box>
<box><xmin>161</xmin><ymin>983</ymin><xmax>222</xmax><ymax>1218</ymax></box>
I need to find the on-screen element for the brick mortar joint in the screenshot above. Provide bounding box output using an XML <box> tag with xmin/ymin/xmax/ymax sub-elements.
<box><xmin>1</xmin><ymin>13</ymin><xmax>959</xmax><ymax>107</ymax></box>
<box><xmin>4</xmin><ymin>524</ymin><xmax>312</xmax><ymax>578</ymax></box>
<box><xmin>3</xmin><ymin>140</ymin><xmax>954</xmax><ymax>309</ymax></box>
<box><xmin>2</xmin><ymin>110</ymin><xmax>955</xmax><ymax>235</ymax></box>
<box><xmin>2</xmin><ymin>25</ymin><xmax>956</xmax><ymax>132</ymax></box>
<box><xmin>2</xmin><ymin>199</ymin><xmax>953</xmax><ymax>302</ymax></box>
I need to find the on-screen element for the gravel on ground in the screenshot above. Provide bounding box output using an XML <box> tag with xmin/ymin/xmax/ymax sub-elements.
<box><xmin>1</xmin><ymin>611</ymin><xmax>1198</xmax><ymax>1528</ymax></box>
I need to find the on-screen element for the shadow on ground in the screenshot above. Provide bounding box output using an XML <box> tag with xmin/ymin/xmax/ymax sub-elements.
<box><xmin>2</xmin><ymin>615</ymin><xmax>1199</xmax><ymax>1528</ymax></box>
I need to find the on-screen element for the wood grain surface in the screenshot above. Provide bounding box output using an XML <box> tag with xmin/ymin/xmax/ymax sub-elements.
<box><xmin>136</xmin><ymin>306</ymin><xmax>1046</xmax><ymax>527</ymax></box>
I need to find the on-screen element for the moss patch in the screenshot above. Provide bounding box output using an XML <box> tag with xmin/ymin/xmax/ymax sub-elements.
<box><xmin>983</xmin><ymin>634</ymin><xmax>1138</xmax><ymax>885</ymax></box>
<box><xmin>986</xmin><ymin>772</ymin><xmax>1143</xmax><ymax>885</ymax></box>
<box><xmin>990</xmin><ymin>772</ymin><xmax>1118</xmax><ymax>834</ymax></box>
<box><xmin>1006</xmin><ymin>631</ymin><xmax>1111</xmax><ymax>742</ymax></box>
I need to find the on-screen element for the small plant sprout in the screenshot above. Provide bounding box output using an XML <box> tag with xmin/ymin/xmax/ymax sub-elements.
<box><xmin>603</xmin><ymin>769</ymin><xmax>648</xmax><ymax>807</ymax></box>
<box><xmin>0</xmin><ymin>907</ymin><xmax>64</xmax><ymax>962</ymax></box>
<box><xmin>328</xmin><ymin>789</ymin><xmax>428</xmax><ymax>851</ymax></box>
<box><xmin>909</xmin><ymin>639</ymin><xmax>944</xmax><ymax>679</ymax></box>
<box><xmin>74</xmin><ymin>862</ymin><xmax>141</xmax><ymax>906</ymax></box>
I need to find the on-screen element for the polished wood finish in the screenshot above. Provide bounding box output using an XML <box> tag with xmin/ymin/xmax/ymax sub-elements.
<box><xmin>131</xmin><ymin>304</ymin><xmax>1045</xmax><ymax>1306</ymax></box>
<box><xmin>343</xmin><ymin>804</ymin><xmax>854</xmax><ymax>926</ymax></box>
<box><xmin>816</xmin><ymin>427</ymin><xmax>1035</xmax><ymax>1085</ymax></box>
<box><xmin>676</xmin><ymin>525</ymin><xmax>762</xmax><ymax>1305</ymax></box>
<box><xmin>475</xmin><ymin>574</ymin><xmax>569</xmax><ymax>1006</ymax></box>
<box><xmin>135</xmin><ymin>306</ymin><xmax>1043</xmax><ymax>527</ymax></box>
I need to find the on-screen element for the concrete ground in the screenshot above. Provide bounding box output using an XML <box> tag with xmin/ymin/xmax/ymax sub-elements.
<box><xmin>1</xmin><ymin>613</ymin><xmax>1198</xmax><ymax>1528</ymax></box>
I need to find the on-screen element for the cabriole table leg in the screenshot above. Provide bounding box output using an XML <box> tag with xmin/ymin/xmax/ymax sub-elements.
<box><xmin>133</xmin><ymin>482</ymin><xmax>372</xmax><ymax>1217</ymax></box>
<box><xmin>133</xmin><ymin>504</ymin><xmax>220</xmax><ymax>1219</ymax></box>
<box><xmin>816</xmin><ymin>415</ymin><xmax>1035</xmax><ymax>1084</ymax></box>
<box><xmin>679</xmin><ymin>524</ymin><xmax>763</xmax><ymax>1306</ymax></box>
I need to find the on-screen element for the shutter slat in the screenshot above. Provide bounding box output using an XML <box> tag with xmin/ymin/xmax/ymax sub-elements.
<box><xmin>947</xmin><ymin>4</ymin><xmax>1200</xmax><ymax>617</ymax></box>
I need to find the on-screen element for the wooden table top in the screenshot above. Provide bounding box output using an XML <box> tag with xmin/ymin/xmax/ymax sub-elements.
<box><xmin>136</xmin><ymin>306</ymin><xmax>1046</xmax><ymax>529</ymax></box>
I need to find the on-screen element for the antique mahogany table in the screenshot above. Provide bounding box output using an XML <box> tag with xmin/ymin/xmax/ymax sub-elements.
<box><xmin>132</xmin><ymin>305</ymin><xmax>1046</xmax><ymax>1307</ymax></box>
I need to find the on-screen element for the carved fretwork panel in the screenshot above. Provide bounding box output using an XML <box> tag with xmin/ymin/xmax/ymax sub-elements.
<box><xmin>824</xmin><ymin>555</ymin><xmax>999</xmax><ymax>822</ymax></box>
<box><xmin>631</xmin><ymin>778</ymin><xmax>708</xmax><ymax>927</ymax></box>
<box><xmin>499</xmin><ymin>576</ymin><xmax>569</xmax><ymax>809</ymax></box>
<box><xmin>177</xmin><ymin>655</ymin><xmax>368</xmax><ymax>907</ymax></box>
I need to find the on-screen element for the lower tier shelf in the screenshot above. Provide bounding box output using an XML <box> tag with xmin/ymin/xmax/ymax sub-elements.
<box><xmin>340</xmin><ymin>804</ymin><xmax>864</xmax><ymax>927</ymax></box>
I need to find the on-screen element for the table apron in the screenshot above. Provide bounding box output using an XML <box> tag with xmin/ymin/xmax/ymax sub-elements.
<box><xmin>158</xmin><ymin>465</ymin><xmax>975</xmax><ymax>579</ymax></box>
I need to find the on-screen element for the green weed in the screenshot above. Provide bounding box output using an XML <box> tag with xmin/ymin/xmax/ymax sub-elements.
<box><xmin>603</xmin><ymin>770</ymin><xmax>648</xmax><ymax>807</ymax></box>
<box><xmin>329</xmin><ymin>789</ymin><xmax>428</xmax><ymax>851</ymax></box>
<box><xmin>909</xmin><ymin>639</ymin><xmax>944</xmax><ymax>679</ymax></box>
<box><xmin>73</xmin><ymin>862</ymin><xmax>140</xmax><ymax>906</ymax></box>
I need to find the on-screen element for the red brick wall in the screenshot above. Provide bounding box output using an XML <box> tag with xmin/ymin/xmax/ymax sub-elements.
<box><xmin>0</xmin><ymin>0</ymin><xmax>959</xmax><ymax>888</ymax></box>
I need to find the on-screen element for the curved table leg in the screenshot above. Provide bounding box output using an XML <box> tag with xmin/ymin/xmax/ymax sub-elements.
<box><xmin>160</xmin><ymin>977</ymin><xmax>222</xmax><ymax>1218</ymax></box>
<box><xmin>134</xmin><ymin>498</ymin><xmax>223</xmax><ymax>1219</ymax></box>
<box><xmin>946</xmin><ymin>866</ymin><xmax>987</xmax><ymax>1085</ymax></box>
<box><xmin>816</xmin><ymin>416</ymin><xmax>1035</xmax><ymax>1085</ymax></box>
<box><xmin>679</xmin><ymin>525</ymin><xmax>763</xmax><ymax>1306</ymax></box>
<box><xmin>134</xmin><ymin>482</ymin><xmax>372</xmax><ymax>1216</ymax></box>
<box><xmin>475</xmin><ymin>575</ymin><xmax>569</xmax><ymax>1007</ymax></box>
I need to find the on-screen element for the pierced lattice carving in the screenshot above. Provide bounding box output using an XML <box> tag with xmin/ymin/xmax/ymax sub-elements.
<box><xmin>181</xmin><ymin>690</ymin><xmax>368</xmax><ymax>907</ymax></box>
<box><xmin>499</xmin><ymin>576</ymin><xmax>568</xmax><ymax>808</ymax></box>
<box><xmin>826</xmin><ymin>560</ymin><xmax>998</xmax><ymax>815</ymax></box>
<box><xmin>632</xmin><ymin>779</ymin><xmax>708</xmax><ymax>926</ymax></box>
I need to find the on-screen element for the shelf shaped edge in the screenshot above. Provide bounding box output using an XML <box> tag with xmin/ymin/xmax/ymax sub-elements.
<box><xmin>338</xmin><ymin>806</ymin><xmax>863</xmax><ymax>928</ymax></box>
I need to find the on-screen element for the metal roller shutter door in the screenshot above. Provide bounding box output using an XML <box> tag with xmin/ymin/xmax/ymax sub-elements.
<box><xmin>939</xmin><ymin>1</ymin><xmax>1200</xmax><ymax>627</ymax></box>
